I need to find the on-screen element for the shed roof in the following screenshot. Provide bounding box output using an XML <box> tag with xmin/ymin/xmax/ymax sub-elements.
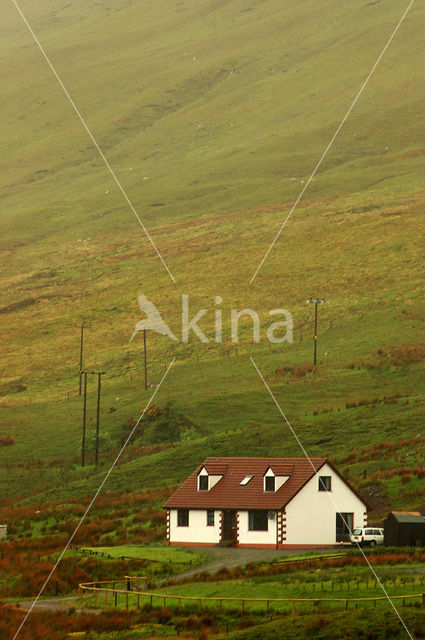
<box><xmin>163</xmin><ymin>457</ymin><xmax>362</xmax><ymax>511</ymax></box>
<box><xmin>389</xmin><ymin>511</ymin><xmax>425</xmax><ymax>524</ymax></box>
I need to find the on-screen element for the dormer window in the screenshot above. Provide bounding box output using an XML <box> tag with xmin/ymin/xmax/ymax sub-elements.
<box><xmin>197</xmin><ymin>465</ymin><xmax>225</xmax><ymax>491</ymax></box>
<box><xmin>240</xmin><ymin>475</ymin><xmax>253</xmax><ymax>486</ymax></box>
<box><xmin>199</xmin><ymin>475</ymin><xmax>208</xmax><ymax>491</ymax></box>
<box><xmin>265</xmin><ymin>476</ymin><xmax>275</xmax><ymax>492</ymax></box>
<box><xmin>264</xmin><ymin>467</ymin><xmax>290</xmax><ymax>492</ymax></box>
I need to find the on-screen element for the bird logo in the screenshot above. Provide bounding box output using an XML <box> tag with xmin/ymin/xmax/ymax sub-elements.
<box><xmin>129</xmin><ymin>294</ymin><xmax>178</xmax><ymax>342</ymax></box>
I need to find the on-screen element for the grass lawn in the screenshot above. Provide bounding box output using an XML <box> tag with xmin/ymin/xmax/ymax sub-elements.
<box><xmin>90</xmin><ymin>564</ymin><xmax>425</xmax><ymax>615</ymax></box>
<box><xmin>82</xmin><ymin>545</ymin><xmax>204</xmax><ymax>565</ymax></box>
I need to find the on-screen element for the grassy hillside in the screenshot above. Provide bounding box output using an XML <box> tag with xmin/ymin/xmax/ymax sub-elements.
<box><xmin>1</xmin><ymin>0</ymin><xmax>425</xmax><ymax>512</ymax></box>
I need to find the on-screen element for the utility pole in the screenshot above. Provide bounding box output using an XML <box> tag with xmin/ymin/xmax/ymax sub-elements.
<box><xmin>143</xmin><ymin>329</ymin><xmax>148</xmax><ymax>390</ymax></box>
<box><xmin>81</xmin><ymin>369</ymin><xmax>105</xmax><ymax>467</ymax></box>
<box><xmin>306</xmin><ymin>299</ymin><xmax>326</xmax><ymax>365</ymax></box>
<box><xmin>79</xmin><ymin>322</ymin><xmax>84</xmax><ymax>395</ymax></box>
<box><xmin>81</xmin><ymin>371</ymin><xmax>87</xmax><ymax>466</ymax></box>
<box><xmin>95</xmin><ymin>372</ymin><xmax>104</xmax><ymax>468</ymax></box>
<box><xmin>76</xmin><ymin>321</ymin><xmax>91</xmax><ymax>394</ymax></box>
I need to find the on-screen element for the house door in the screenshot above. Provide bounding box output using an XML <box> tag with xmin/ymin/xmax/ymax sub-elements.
<box><xmin>336</xmin><ymin>513</ymin><xmax>353</xmax><ymax>542</ymax></box>
<box><xmin>222</xmin><ymin>510</ymin><xmax>237</xmax><ymax>544</ymax></box>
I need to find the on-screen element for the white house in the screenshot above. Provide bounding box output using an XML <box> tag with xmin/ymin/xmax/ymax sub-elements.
<box><xmin>163</xmin><ymin>457</ymin><xmax>367</xmax><ymax>548</ymax></box>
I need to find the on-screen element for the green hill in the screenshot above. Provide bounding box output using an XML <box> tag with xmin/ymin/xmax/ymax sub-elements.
<box><xmin>1</xmin><ymin>0</ymin><xmax>425</xmax><ymax>513</ymax></box>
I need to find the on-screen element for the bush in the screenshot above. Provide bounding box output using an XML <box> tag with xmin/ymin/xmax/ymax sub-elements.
<box><xmin>143</xmin><ymin>403</ymin><xmax>198</xmax><ymax>445</ymax></box>
<box><xmin>180</xmin><ymin>426</ymin><xmax>199</xmax><ymax>441</ymax></box>
<box><xmin>85</xmin><ymin>431</ymin><xmax>114</xmax><ymax>452</ymax></box>
<box><xmin>153</xmin><ymin>607</ymin><xmax>173</xmax><ymax>624</ymax></box>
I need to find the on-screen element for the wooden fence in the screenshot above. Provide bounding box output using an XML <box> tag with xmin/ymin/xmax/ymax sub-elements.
<box><xmin>78</xmin><ymin>577</ymin><xmax>425</xmax><ymax>616</ymax></box>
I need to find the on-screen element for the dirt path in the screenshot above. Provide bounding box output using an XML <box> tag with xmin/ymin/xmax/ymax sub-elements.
<box><xmin>16</xmin><ymin>596</ymin><xmax>95</xmax><ymax>613</ymax></box>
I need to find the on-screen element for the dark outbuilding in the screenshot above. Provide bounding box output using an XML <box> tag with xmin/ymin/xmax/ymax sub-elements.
<box><xmin>384</xmin><ymin>511</ymin><xmax>425</xmax><ymax>547</ymax></box>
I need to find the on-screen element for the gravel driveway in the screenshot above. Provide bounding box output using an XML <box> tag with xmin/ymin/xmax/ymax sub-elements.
<box><xmin>164</xmin><ymin>545</ymin><xmax>340</xmax><ymax>583</ymax></box>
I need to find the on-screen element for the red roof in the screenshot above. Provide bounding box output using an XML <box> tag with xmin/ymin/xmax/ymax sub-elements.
<box><xmin>203</xmin><ymin>462</ymin><xmax>228</xmax><ymax>475</ymax></box>
<box><xmin>268</xmin><ymin>463</ymin><xmax>294</xmax><ymax>476</ymax></box>
<box><xmin>163</xmin><ymin>457</ymin><xmax>328</xmax><ymax>510</ymax></box>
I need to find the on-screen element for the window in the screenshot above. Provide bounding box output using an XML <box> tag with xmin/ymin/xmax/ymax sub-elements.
<box><xmin>240</xmin><ymin>475</ymin><xmax>253</xmax><ymax>486</ymax></box>
<box><xmin>318</xmin><ymin>476</ymin><xmax>331</xmax><ymax>491</ymax></box>
<box><xmin>248</xmin><ymin>511</ymin><xmax>268</xmax><ymax>531</ymax></box>
<box><xmin>199</xmin><ymin>475</ymin><xmax>208</xmax><ymax>491</ymax></box>
<box><xmin>265</xmin><ymin>476</ymin><xmax>275</xmax><ymax>492</ymax></box>
<box><xmin>177</xmin><ymin>509</ymin><xmax>189</xmax><ymax>527</ymax></box>
<box><xmin>207</xmin><ymin>509</ymin><xmax>215</xmax><ymax>526</ymax></box>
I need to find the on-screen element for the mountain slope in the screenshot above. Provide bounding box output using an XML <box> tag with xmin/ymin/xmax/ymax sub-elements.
<box><xmin>0</xmin><ymin>0</ymin><xmax>424</xmax><ymax>509</ymax></box>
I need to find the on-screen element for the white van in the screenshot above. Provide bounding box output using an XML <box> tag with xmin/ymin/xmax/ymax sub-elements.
<box><xmin>350</xmin><ymin>527</ymin><xmax>384</xmax><ymax>547</ymax></box>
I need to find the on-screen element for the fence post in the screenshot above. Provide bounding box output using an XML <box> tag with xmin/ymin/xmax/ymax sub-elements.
<box><xmin>422</xmin><ymin>593</ymin><xmax>425</xmax><ymax>607</ymax></box>
<box><xmin>242</xmin><ymin>600</ymin><xmax>245</xmax><ymax>614</ymax></box>
<box><xmin>199</xmin><ymin>599</ymin><xmax>202</xmax><ymax>613</ymax></box>
<box><xmin>105</xmin><ymin>589</ymin><xmax>108</xmax><ymax>606</ymax></box>
<box><xmin>114</xmin><ymin>591</ymin><xmax>117</xmax><ymax>608</ymax></box>
<box><xmin>292</xmin><ymin>600</ymin><xmax>295</xmax><ymax>615</ymax></box>
<box><xmin>267</xmin><ymin>600</ymin><xmax>270</xmax><ymax>616</ymax></box>
<box><xmin>137</xmin><ymin>593</ymin><xmax>140</xmax><ymax>609</ymax></box>
<box><xmin>94</xmin><ymin>586</ymin><xmax>97</xmax><ymax>606</ymax></box>
<box><xmin>126</xmin><ymin>593</ymin><xmax>129</xmax><ymax>611</ymax></box>
<box><xmin>345</xmin><ymin>599</ymin><xmax>348</xmax><ymax>611</ymax></box>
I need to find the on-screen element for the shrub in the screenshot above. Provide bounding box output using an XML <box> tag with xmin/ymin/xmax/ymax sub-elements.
<box><xmin>85</xmin><ymin>431</ymin><xmax>114</xmax><ymax>452</ymax></box>
<box><xmin>154</xmin><ymin>607</ymin><xmax>173</xmax><ymax>624</ymax></box>
<box><xmin>143</xmin><ymin>403</ymin><xmax>197</xmax><ymax>445</ymax></box>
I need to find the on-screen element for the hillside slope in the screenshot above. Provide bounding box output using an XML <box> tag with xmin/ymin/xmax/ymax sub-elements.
<box><xmin>0</xmin><ymin>0</ymin><xmax>424</xmax><ymax>509</ymax></box>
